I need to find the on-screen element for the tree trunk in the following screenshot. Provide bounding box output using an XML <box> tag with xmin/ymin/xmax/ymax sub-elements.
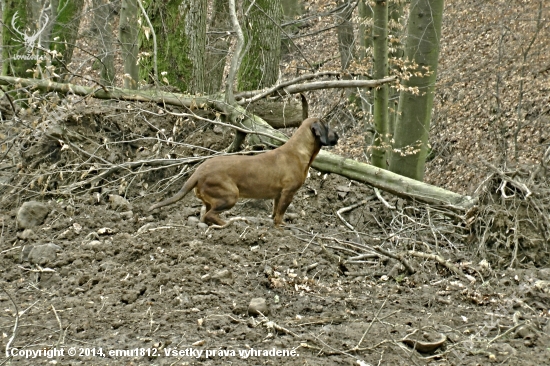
<box><xmin>92</xmin><ymin>0</ymin><xmax>115</xmax><ymax>86</ymax></box>
<box><xmin>371</xmin><ymin>0</ymin><xmax>389</xmax><ymax>169</ymax></box>
<box><xmin>119</xmin><ymin>0</ymin><xmax>139</xmax><ymax>89</ymax></box>
<box><xmin>238</xmin><ymin>0</ymin><xmax>283</xmax><ymax>91</ymax></box>
<box><xmin>358</xmin><ymin>0</ymin><xmax>373</xmax><ymax>62</ymax></box>
<box><xmin>205</xmin><ymin>0</ymin><xmax>230</xmax><ymax>94</ymax></box>
<box><xmin>40</xmin><ymin>0</ymin><xmax>58</xmax><ymax>51</ymax></box>
<box><xmin>280</xmin><ymin>0</ymin><xmax>303</xmax><ymax>56</ymax></box>
<box><xmin>139</xmin><ymin>0</ymin><xmax>206</xmax><ymax>93</ymax></box>
<box><xmin>50</xmin><ymin>0</ymin><xmax>85</xmax><ymax>81</ymax></box>
<box><xmin>2</xmin><ymin>0</ymin><xmax>39</xmax><ymax>76</ymax></box>
<box><xmin>336</xmin><ymin>0</ymin><xmax>355</xmax><ymax>71</ymax></box>
<box><xmin>389</xmin><ymin>0</ymin><xmax>445</xmax><ymax>180</ymax></box>
<box><xmin>387</xmin><ymin>1</ymin><xmax>404</xmax><ymax>136</ymax></box>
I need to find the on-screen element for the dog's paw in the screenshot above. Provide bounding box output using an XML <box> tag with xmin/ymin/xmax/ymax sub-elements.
<box><xmin>205</xmin><ymin>217</ymin><xmax>249</xmax><ymax>231</ymax></box>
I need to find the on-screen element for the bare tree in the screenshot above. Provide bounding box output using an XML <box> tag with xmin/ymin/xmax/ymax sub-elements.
<box><xmin>119</xmin><ymin>0</ymin><xmax>139</xmax><ymax>89</ymax></box>
<box><xmin>389</xmin><ymin>0</ymin><xmax>445</xmax><ymax>180</ymax></box>
<box><xmin>238</xmin><ymin>0</ymin><xmax>283</xmax><ymax>91</ymax></box>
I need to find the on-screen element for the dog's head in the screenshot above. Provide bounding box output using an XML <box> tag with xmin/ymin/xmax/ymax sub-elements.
<box><xmin>311</xmin><ymin>120</ymin><xmax>339</xmax><ymax>147</ymax></box>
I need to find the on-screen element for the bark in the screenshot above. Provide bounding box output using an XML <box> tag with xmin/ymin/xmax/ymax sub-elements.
<box><xmin>358</xmin><ymin>0</ymin><xmax>373</xmax><ymax>62</ymax></box>
<box><xmin>50</xmin><ymin>0</ymin><xmax>85</xmax><ymax>81</ymax></box>
<box><xmin>336</xmin><ymin>0</ymin><xmax>355</xmax><ymax>71</ymax></box>
<box><xmin>389</xmin><ymin>0</ymin><xmax>445</xmax><ymax>180</ymax></box>
<box><xmin>245</xmin><ymin>97</ymin><xmax>305</xmax><ymax>129</ymax></box>
<box><xmin>280</xmin><ymin>0</ymin><xmax>303</xmax><ymax>55</ymax></box>
<box><xmin>119</xmin><ymin>0</ymin><xmax>139</xmax><ymax>89</ymax></box>
<box><xmin>238</xmin><ymin>0</ymin><xmax>283</xmax><ymax>91</ymax></box>
<box><xmin>388</xmin><ymin>1</ymin><xmax>405</xmax><ymax>136</ymax></box>
<box><xmin>139</xmin><ymin>0</ymin><xmax>206</xmax><ymax>93</ymax></box>
<box><xmin>371</xmin><ymin>0</ymin><xmax>389</xmax><ymax>169</ymax></box>
<box><xmin>92</xmin><ymin>0</ymin><xmax>115</xmax><ymax>86</ymax></box>
<box><xmin>205</xmin><ymin>0</ymin><xmax>230</xmax><ymax>94</ymax></box>
<box><xmin>40</xmin><ymin>0</ymin><xmax>58</xmax><ymax>51</ymax></box>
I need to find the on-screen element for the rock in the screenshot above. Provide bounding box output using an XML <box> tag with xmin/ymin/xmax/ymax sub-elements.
<box><xmin>285</xmin><ymin>213</ymin><xmax>299</xmax><ymax>220</ymax></box>
<box><xmin>17</xmin><ymin>201</ymin><xmax>50</xmax><ymax>229</ymax></box>
<box><xmin>248</xmin><ymin>297</ymin><xmax>268</xmax><ymax>317</ymax></box>
<box><xmin>121</xmin><ymin>291</ymin><xmax>139</xmax><ymax>304</ymax></box>
<box><xmin>72</xmin><ymin>259</ymin><xmax>84</xmax><ymax>268</ymax></box>
<box><xmin>197</xmin><ymin>223</ymin><xmax>209</xmax><ymax>230</ymax></box>
<box><xmin>188</xmin><ymin>216</ymin><xmax>200</xmax><ymax>226</ymax></box>
<box><xmin>17</xmin><ymin>229</ymin><xmax>37</xmax><ymax>240</ymax></box>
<box><xmin>57</xmin><ymin>228</ymin><xmax>76</xmax><ymax>240</ymax></box>
<box><xmin>109</xmin><ymin>195</ymin><xmax>132</xmax><ymax>211</ymax></box>
<box><xmin>84</xmin><ymin>240</ymin><xmax>104</xmax><ymax>250</ymax></box>
<box><xmin>27</xmin><ymin>243</ymin><xmax>62</xmax><ymax>266</ymax></box>
<box><xmin>212</xmin><ymin>269</ymin><xmax>234</xmax><ymax>285</ymax></box>
<box><xmin>38</xmin><ymin>273</ymin><xmax>61</xmax><ymax>288</ymax></box>
<box><xmin>20</xmin><ymin>244</ymin><xmax>35</xmax><ymax>262</ymax></box>
<box><xmin>120</xmin><ymin>211</ymin><xmax>133</xmax><ymax>220</ymax></box>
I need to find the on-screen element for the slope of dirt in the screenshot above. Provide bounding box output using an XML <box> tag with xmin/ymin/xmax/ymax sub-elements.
<box><xmin>1</xmin><ymin>105</ymin><xmax>549</xmax><ymax>365</ymax></box>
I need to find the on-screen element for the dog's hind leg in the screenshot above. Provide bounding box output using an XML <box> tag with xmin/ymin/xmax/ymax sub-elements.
<box><xmin>199</xmin><ymin>203</ymin><xmax>211</xmax><ymax>223</ymax></box>
<box><xmin>202</xmin><ymin>196</ymin><xmax>238</xmax><ymax>226</ymax></box>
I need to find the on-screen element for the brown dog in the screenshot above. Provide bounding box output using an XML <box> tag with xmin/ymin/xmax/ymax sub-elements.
<box><xmin>148</xmin><ymin>118</ymin><xmax>338</xmax><ymax>226</ymax></box>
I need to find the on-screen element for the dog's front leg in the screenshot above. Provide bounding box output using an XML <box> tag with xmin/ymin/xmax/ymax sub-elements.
<box><xmin>272</xmin><ymin>194</ymin><xmax>281</xmax><ymax>220</ymax></box>
<box><xmin>272</xmin><ymin>189</ymin><xmax>298</xmax><ymax>226</ymax></box>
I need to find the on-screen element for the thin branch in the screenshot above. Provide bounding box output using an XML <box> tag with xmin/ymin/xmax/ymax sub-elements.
<box><xmin>238</xmin><ymin>76</ymin><xmax>397</xmax><ymax>102</ymax></box>
<box><xmin>374</xmin><ymin>246</ymin><xmax>415</xmax><ymax>275</ymax></box>
<box><xmin>235</xmin><ymin>71</ymin><xmax>374</xmax><ymax>102</ymax></box>
<box><xmin>1</xmin><ymin>286</ymin><xmax>19</xmax><ymax>359</ymax></box>
<box><xmin>137</xmin><ymin>0</ymin><xmax>158</xmax><ymax>82</ymax></box>
<box><xmin>225</xmin><ymin>0</ymin><xmax>245</xmax><ymax>104</ymax></box>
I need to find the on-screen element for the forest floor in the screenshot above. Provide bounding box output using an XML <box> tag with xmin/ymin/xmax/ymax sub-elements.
<box><xmin>0</xmin><ymin>103</ymin><xmax>549</xmax><ymax>365</ymax></box>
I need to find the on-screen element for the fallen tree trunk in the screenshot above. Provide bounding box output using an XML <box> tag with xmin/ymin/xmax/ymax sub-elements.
<box><xmin>0</xmin><ymin>75</ymin><xmax>475</xmax><ymax>211</ymax></box>
<box><xmin>312</xmin><ymin>150</ymin><xmax>475</xmax><ymax>211</ymax></box>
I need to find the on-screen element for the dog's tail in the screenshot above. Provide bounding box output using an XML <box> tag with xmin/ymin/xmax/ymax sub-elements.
<box><xmin>148</xmin><ymin>174</ymin><xmax>198</xmax><ymax>211</ymax></box>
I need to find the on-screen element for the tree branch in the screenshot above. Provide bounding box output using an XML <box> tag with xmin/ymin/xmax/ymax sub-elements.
<box><xmin>236</xmin><ymin>76</ymin><xmax>397</xmax><ymax>102</ymax></box>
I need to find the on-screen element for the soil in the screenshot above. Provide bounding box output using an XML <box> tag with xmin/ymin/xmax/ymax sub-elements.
<box><xmin>1</xmin><ymin>104</ymin><xmax>549</xmax><ymax>366</ymax></box>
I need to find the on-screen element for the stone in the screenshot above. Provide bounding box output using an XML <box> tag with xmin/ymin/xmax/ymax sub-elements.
<box><xmin>108</xmin><ymin>195</ymin><xmax>132</xmax><ymax>211</ymax></box>
<box><xmin>27</xmin><ymin>243</ymin><xmax>62</xmax><ymax>266</ymax></box>
<box><xmin>121</xmin><ymin>291</ymin><xmax>139</xmax><ymax>304</ymax></box>
<box><xmin>17</xmin><ymin>201</ymin><xmax>50</xmax><ymax>229</ymax></box>
<box><xmin>119</xmin><ymin>211</ymin><xmax>133</xmax><ymax>220</ymax></box>
<box><xmin>187</xmin><ymin>216</ymin><xmax>200</xmax><ymax>225</ymax></box>
<box><xmin>248</xmin><ymin>297</ymin><xmax>268</xmax><ymax>317</ymax></box>
<box><xmin>212</xmin><ymin>269</ymin><xmax>234</xmax><ymax>285</ymax></box>
<box><xmin>20</xmin><ymin>245</ymin><xmax>35</xmax><ymax>262</ymax></box>
<box><xmin>17</xmin><ymin>229</ymin><xmax>37</xmax><ymax>240</ymax></box>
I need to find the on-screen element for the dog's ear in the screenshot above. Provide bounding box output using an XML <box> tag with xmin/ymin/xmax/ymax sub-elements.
<box><xmin>311</xmin><ymin>122</ymin><xmax>329</xmax><ymax>145</ymax></box>
<box><xmin>311</xmin><ymin>122</ymin><xmax>323</xmax><ymax>138</ymax></box>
